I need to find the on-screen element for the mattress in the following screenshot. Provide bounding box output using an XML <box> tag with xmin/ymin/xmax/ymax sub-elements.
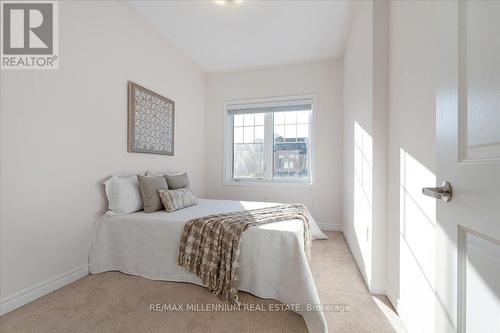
<box><xmin>89</xmin><ymin>199</ymin><xmax>328</xmax><ymax>333</ymax></box>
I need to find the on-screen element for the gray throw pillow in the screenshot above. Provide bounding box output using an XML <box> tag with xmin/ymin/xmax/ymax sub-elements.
<box><xmin>164</xmin><ymin>172</ymin><xmax>190</xmax><ymax>190</ymax></box>
<box><xmin>158</xmin><ymin>188</ymin><xmax>197</xmax><ymax>212</ymax></box>
<box><xmin>137</xmin><ymin>175</ymin><xmax>169</xmax><ymax>213</ymax></box>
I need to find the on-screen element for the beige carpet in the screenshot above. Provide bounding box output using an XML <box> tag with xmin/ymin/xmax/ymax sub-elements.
<box><xmin>0</xmin><ymin>232</ymin><xmax>406</xmax><ymax>333</ymax></box>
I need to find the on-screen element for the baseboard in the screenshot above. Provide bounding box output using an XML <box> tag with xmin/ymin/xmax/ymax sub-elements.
<box><xmin>0</xmin><ymin>265</ymin><xmax>89</xmax><ymax>316</ymax></box>
<box><xmin>317</xmin><ymin>223</ymin><xmax>343</xmax><ymax>231</ymax></box>
<box><xmin>385</xmin><ymin>282</ymin><xmax>400</xmax><ymax>313</ymax></box>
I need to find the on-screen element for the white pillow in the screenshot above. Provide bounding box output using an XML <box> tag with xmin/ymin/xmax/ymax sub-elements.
<box><xmin>103</xmin><ymin>175</ymin><xmax>143</xmax><ymax>215</ymax></box>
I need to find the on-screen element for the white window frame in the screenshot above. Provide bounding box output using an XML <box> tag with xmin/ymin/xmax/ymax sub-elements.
<box><xmin>223</xmin><ymin>94</ymin><xmax>317</xmax><ymax>187</ymax></box>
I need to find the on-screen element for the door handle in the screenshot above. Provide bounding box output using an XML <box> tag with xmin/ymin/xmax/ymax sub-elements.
<box><xmin>422</xmin><ymin>181</ymin><xmax>453</xmax><ymax>202</ymax></box>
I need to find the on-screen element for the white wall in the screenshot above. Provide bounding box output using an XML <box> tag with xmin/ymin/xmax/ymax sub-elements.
<box><xmin>342</xmin><ymin>2</ymin><xmax>438</xmax><ymax>330</ymax></box>
<box><xmin>386</xmin><ymin>1</ymin><xmax>437</xmax><ymax>331</ymax></box>
<box><xmin>342</xmin><ymin>0</ymin><xmax>374</xmax><ymax>287</ymax></box>
<box><xmin>0</xmin><ymin>0</ymin><xmax>205</xmax><ymax>304</ymax></box>
<box><xmin>372</xmin><ymin>0</ymin><xmax>389</xmax><ymax>296</ymax></box>
<box><xmin>341</xmin><ymin>0</ymin><xmax>388</xmax><ymax>293</ymax></box>
<box><xmin>0</xmin><ymin>1</ymin><xmax>439</xmax><ymax>326</ymax></box>
<box><xmin>204</xmin><ymin>60</ymin><xmax>343</xmax><ymax>228</ymax></box>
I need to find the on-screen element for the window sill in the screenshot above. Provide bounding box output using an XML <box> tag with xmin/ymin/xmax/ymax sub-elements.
<box><xmin>223</xmin><ymin>179</ymin><xmax>313</xmax><ymax>188</ymax></box>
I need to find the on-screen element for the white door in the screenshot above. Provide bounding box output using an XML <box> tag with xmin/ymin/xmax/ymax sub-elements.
<box><xmin>433</xmin><ymin>1</ymin><xmax>500</xmax><ymax>333</ymax></box>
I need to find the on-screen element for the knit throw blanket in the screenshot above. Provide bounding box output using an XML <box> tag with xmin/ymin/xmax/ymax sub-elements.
<box><xmin>178</xmin><ymin>204</ymin><xmax>313</xmax><ymax>304</ymax></box>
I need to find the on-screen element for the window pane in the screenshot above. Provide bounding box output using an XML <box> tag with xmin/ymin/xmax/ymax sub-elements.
<box><xmin>255</xmin><ymin>126</ymin><xmax>264</xmax><ymax>143</ymax></box>
<box><xmin>285</xmin><ymin>124</ymin><xmax>296</xmax><ymax>140</ymax></box>
<box><xmin>230</xmin><ymin>107</ymin><xmax>311</xmax><ymax>182</ymax></box>
<box><xmin>297</xmin><ymin>111</ymin><xmax>309</xmax><ymax>123</ymax></box>
<box><xmin>232</xmin><ymin>112</ymin><xmax>266</xmax><ymax>180</ymax></box>
<box><xmin>285</xmin><ymin>112</ymin><xmax>296</xmax><ymax>124</ymax></box>
<box><xmin>273</xmin><ymin>143</ymin><xmax>309</xmax><ymax>180</ymax></box>
<box><xmin>233</xmin><ymin>144</ymin><xmax>264</xmax><ymax>179</ymax></box>
<box><xmin>273</xmin><ymin>110</ymin><xmax>310</xmax><ymax>180</ymax></box>
<box><xmin>244</xmin><ymin>114</ymin><xmax>254</xmax><ymax>126</ymax></box>
<box><xmin>274</xmin><ymin>125</ymin><xmax>285</xmax><ymax>142</ymax></box>
<box><xmin>297</xmin><ymin>123</ymin><xmax>309</xmax><ymax>140</ymax></box>
<box><xmin>274</xmin><ymin>112</ymin><xmax>285</xmax><ymax>125</ymax></box>
<box><xmin>243</xmin><ymin>126</ymin><xmax>254</xmax><ymax>143</ymax></box>
<box><xmin>234</xmin><ymin>127</ymin><xmax>243</xmax><ymax>144</ymax></box>
<box><xmin>234</xmin><ymin>114</ymin><xmax>244</xmax><ymax>127</ymax></box>
<box><xmin>255</xmin><ymin>113</ymin><xmax>264</xmax><ymax>126</ymax></box>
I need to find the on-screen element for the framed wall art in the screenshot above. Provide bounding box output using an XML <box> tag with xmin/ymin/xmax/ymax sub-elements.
<box><xmin>127</xmin><ymin>81</ymin><xmax>175</xmax><ymax>155</ymax></box>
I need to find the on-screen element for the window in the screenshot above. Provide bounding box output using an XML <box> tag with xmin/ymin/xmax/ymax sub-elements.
<box><xmin>273</xmin><ymin>110</ymin><xmax>310</xmax><ymax>179</ymax></box>
<box><xmin>232</xmin><ymin>113</ymin><xmax>265</xmax><ymax>179</ymax></box>
<box><xmin>225</xmin><ymin>97</ymin><xmax>313</xmax><ymax>184</ymax></box>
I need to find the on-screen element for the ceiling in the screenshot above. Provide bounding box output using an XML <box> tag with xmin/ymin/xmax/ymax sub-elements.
<box><xmin>129</xmin><ymin>0</ymin><xmax>353</xmax><ymax>73</ymax></box>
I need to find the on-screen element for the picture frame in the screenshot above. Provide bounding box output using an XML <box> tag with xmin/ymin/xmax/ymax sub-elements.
<box><xmin>127</xmin><ymin>81</ymin><xmax>175</xmax><ymax>155</ymax></box>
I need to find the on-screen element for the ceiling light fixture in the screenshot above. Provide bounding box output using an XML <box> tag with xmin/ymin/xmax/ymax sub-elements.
<box><xmin>214</xmin><ymin>0</ymin><xmax>244</xmax><ymax>7</ymax></box>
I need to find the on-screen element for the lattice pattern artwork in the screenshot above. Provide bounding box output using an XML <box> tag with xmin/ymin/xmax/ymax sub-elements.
<box><xmin>128</xmin><ymin>82</ymin><xmax>175</xmax><ymax>155</ymax></box>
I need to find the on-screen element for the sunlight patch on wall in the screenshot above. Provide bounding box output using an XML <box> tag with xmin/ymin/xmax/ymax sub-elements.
<box><xmin>353</xmin><ymin>122</ymin><xmax>373</xmax><ymax>281</ymax></box>
<box><xmin>399</xmin><ymin>148</ymin><xmax>436</xmax><ymax>332</ymax></box>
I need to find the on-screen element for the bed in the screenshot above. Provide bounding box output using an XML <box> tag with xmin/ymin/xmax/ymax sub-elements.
<box><xmin>89</xmin><ymin>199</ymin><xmax>328</xmax><ymax>333</ymax></box>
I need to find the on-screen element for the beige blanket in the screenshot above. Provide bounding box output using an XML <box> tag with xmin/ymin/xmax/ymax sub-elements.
<box><xmin>177</xmin><ymin>204</ymin><xmax>313</xmax><ymax>304</ymax></box>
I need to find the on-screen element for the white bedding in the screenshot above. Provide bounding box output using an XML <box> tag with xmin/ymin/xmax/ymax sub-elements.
<box><xmin>89</xmin><ymin>199</ymin><xmax>328</xmax><ymax>333</ymax></box>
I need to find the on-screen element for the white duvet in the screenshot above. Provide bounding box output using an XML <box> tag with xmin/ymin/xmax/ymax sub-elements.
<box><xmin>89</xmin><ymin>199</ymin><xmax>328</xmax><ymax>333</ymax></box>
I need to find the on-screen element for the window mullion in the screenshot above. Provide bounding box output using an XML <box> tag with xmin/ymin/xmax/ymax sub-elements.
<box><xmin>229</xmin><ymin>115</ymin><xmax>235</xmax><ymax>181</ymax></box>
<box><xmin>264</xmin><ymin>113</ymin><xmax>273</xmax><ymax>181</ymax></box>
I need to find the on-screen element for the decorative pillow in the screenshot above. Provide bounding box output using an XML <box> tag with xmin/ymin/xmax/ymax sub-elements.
<box><xmin>103</xmin><ymin>175</ymin><xmax>143</xmax><ymax>215</ymax></box>
<box><xmin>137</xmin><ymin>175</ymin><xmax>169</xmax><ymax>213</ymax></box>
<box><xmin>164</xmin><ymin>172</ymin><xmax>190</xmax><ymax>190</ymax></box>
<box><xmin>158</xmin><ymin>188</ymin><xmax>197</xmax><ymax>212</ymax></box>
